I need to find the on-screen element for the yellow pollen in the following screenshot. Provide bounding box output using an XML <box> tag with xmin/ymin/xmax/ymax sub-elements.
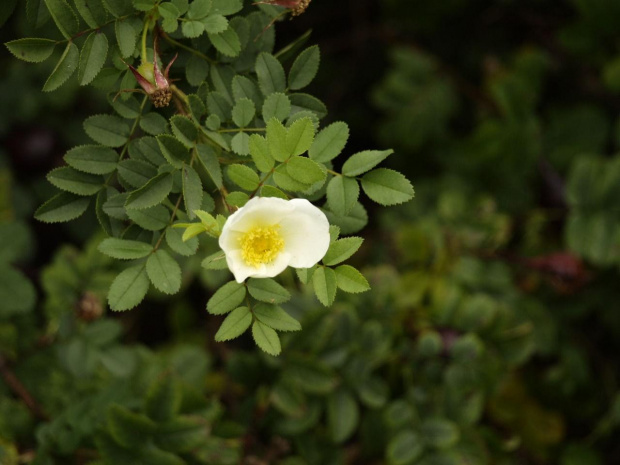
<box><xmin>239</xmin><ymin>225</ymin><xmax>284</xmax><ymax>267</ymax></box>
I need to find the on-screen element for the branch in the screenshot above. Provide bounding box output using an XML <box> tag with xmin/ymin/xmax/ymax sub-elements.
<box><xmin>0</xmin><ymin>355</ymin><xmax>48</xmax><ymax>421</ymax></box>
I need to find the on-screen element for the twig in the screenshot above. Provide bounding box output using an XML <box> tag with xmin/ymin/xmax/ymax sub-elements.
<box><xmin>0</xmin><ymin>355</ymin><xmax>48</xmax><ymax>421</ymax></box>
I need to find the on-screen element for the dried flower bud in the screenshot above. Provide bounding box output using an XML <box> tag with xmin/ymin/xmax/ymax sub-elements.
<box><xmin>125</xmin><ymin>38</ymin><xmax>177</xmax><ymax>108</ymax></box>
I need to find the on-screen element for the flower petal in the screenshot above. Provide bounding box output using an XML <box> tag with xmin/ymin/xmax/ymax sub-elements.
<box><xmin>279</xmin><ymin>199</ymin><xmax>330</xmax><ymax>268</ymax></box>
<box><xmin>223</xmin><ymin>197</ymin><xmax>294</xmax><ymax>233</ymax></box>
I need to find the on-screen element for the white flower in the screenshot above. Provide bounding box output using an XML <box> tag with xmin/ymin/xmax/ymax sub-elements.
<box><xmin>219</xmin><ymin>197</ymin><xmax>330</xmax><ymax>283</ymax></box>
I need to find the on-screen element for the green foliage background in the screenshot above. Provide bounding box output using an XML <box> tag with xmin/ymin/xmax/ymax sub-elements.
<box><xmin>2</xmin><ymin>0</ymin><xmax>620</xmax><ymax>464</ymax></box>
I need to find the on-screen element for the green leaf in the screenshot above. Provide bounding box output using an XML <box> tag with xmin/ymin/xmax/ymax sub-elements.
<box><xmin>74</xmin><ymin>0</ymin><xmax>109</xmax><ymax>27</ymax></box>
<box><xmin>206</xmin><ymin>91</ymin><xmax>231</xmax><ymax>121</ymax></box>
<box><xmin>157</xmin><ymin>134</ymin><xmax>190</xmax><ymax>168</ymax></box>
<box><xmin>84</xmin><ymin>114</ymin><xmax>130</xmax><ymax>147</ymax></box>
<box><xmin>206</xmin><ymin>281</ymin><xmax>246</xmax><ymax>315</ymax></box>
<box><xmin>201</xmin><ymin>250</ymin><xmax>228</xmax><ymax>270</ymax></box>
<box><xmin>286</xmin><ymin>117</ymin><xmax>315</xmax><ymax>156</ymax></box>
<box><xmin>133</xmin><ymin>0</ymin><xmax>157</xmax><ymax>11</ymax></box>
<box><xmin>0</xmin><ymin>0</ymin><xmax>17</xmax><ymax>29</ymax></box>
<box><xmin>334</xmin><ymin>265</ymin><xmax>369</xmax><ymax>293</ymax></box>
<box><xmin>43</xmin><ymin>41</ymin><xmax>79</xmax><ymax>92</ymax></box>
<box><xmin>108</xmin><ymin>404</ymin><xmax>157</xmax><ymax>447</ymax></box>
<box><xmin>158</xmin><ymin>2</ymin><xmax>180</xmax><ymax>19</ymax></box>
<box><xmin>115</xmin><ymin>20</ymin><xmax>137</xmax><ymax>57</ymax></box>
<box><xmin>308</xmin><ymin>121</ymin><xmax>349</xmax><ymax>162</ymax></box>
<box><xmin>141</xmin><ymin>112</ymin><xmax>169</xmax><ymax>135</ymax></box>
<box><xmin>118</xmin><ymin>159</ymin><xmax>157</xmax><ymax>188</ymax></box>
<box><xmin>102</xmin><ymin>0</ymin><xmax>133</xmax><ymax>16</ymax></box>
<box><xmin>35</xmin><ymin>192</ymin><xmax>89</xmax><ymax>223</ymax></box>
<box><xmin>232</xmin><ymin>75</ymin><xmax>261</xmax><ymax>107</ymax></box>
<box><xmin>247</xmin><ymin>136</ymin><xmax>272</xmax><ymax>174</ymax></box>
<box><xmin>185</xmin><ymin>55</ymin><xmax>209</xmax><ymax>86</ymax></box>
<box><xmin>125</xmin><ymin>173</ymin><xmax>173</xmax><ymax>209</ymax></box>
<box><xmin>232</xmin><ymin>98</ymin><xmax>256</xmax><ymax>127</ymax></box>
<box><xmin>287</xmin><ymin>156</ymin><xmax>325</xmax><ymax>185</ymax></box>
<box><xmin>226</xmin><ymin>191</ymin><xmax>249</xmax><ymax>207</ymax></box>
<box><xmin>323</xmin><ymin>237</ymin><xmax>363</xmax><ymax>266</ymax></box>
<box><xmin>252</xmin><ymin>320</ymin><xmax>281</xmax><ymax>356</ymax></box>
<box><xmin>182</xmin><ymin>20</ymin><xmax>205</xmax><ymax>38</ymax></box>
<box><xmin>208</xmin><ymin>27</ymin><xmax>241</xmax><ymax>57</ymax></box>
<box><xmin>327</xmin><ymin>388</ymin><xmax>359</xmax><ymax>443</ymax></box>
<box><xmin>261</xmin><ymin>185</ymin><xmax>287</xmax><ymax>199</ymax></box>
<box><xmin>170</xmin><ymin>115</ymin><xmax>198</xmax><ymax>148</ymax></box>
<box><xmin>324</xmin><ymin>201</ymin><xmax>368</xmax><ymax>235</ymax></box>
<box><xmin>290</xmin><ymin>93</ymin><xmax>327</xmax><ymax>119</ymax></box>
<box><xmin>296</xmin><ymin>265</ymin><xmax>316</xmax><ymax>284</ymax></box>
<box><xmin>196</xmin><ymin>144</ymin><xmax>223</xmax><ymax>188</ymax></box>
<box><xmin>182</xmin><ymin>164</ymin><xmax>202</xmax><ymax>220</ymax></box>
<box><xmin>26</xmin><ymin>0</ymin><xmax>50</xmax><ymax>29</ymax></box>
<box><xmin>231</xmin><ymin>132</ymin><xmax>250</xmax><ymax>155</ymax></box>
<box><xmin>256</xmin><ymin>52</ymin><xmax>286</xmax><ymax>96</ymax></box>
<box><xmin>326</xmin><ymin>175</ymin><xmax>359</xmax><ymax>216</ymax></box>
<box><xmin>147</xmin><ymin>249</ymin><xmax>182</xmax><ymax>294</ymax></box>
<box><xmin>227</xmin><ymin>164</ymin><xmax>260</xmax><ymax>191</ymax></box>
<box><xmin>342</xmin><ymin>149</ymin><xmax>394</xmax><ymax>177</ymax></box>
<box><xmin>312</xmin><ymin>266</ymin><xmax>337</xmax><ymax>306</ymax></box>
<box><xmin>43</xmin><ymin>0</ymin><xmax>79</xmax><ymax>39</ymax></box>
<box><xmin>108</xmin><ymin>265</ymin><xmax>150</xmax><ymax>311</ymax></box>
<box><xmin>247</xmin><ymin>278</ymin><xmax>291</xmax><ymax>304</ymax></box>
<box><xmin>361</xmin><ymin>168</ymin><xmax>414</xmax><ymax>206</ymax></box>
<box><xmin>64</xmin><ymin>145</ymin><xmax>118</xmax><ymax>174</ymax></box>
<box><xmin>266</xmin><ymin>118</ymin><xmax>288</xmax><ymax>162</ymax></box>
<box><xmin>103</xmin><ymin>192</ymin><xmax>128</xmax><ymax>219</ymax></box>
<box><xmin>273</xmin><ymin>164</ymin><xmax>309</xmax><ymax>192</ymax></box>
<box><xmin>187</xmin><ymin>0</ymin><xmax>211</xmax><ymax>19</ymax></box>
<box><xmin>166</xmin><ymin>227</ymin><xmax>199</xmax><ymax>256</ymax></box>
<box><xmin>421</xmin><ymin>418</ymin><xmax>460</xmax><ymax>449</ymax></box>
<box><xmin>262</xmin><ymin>92</ymin><xmax>291</xmax><ymax>122</ymax></box>
<box><xmin>202</xmin><ymin>13</ymin><xmax>227</xmax><ymax>34</ymax></box>
<box><xmin>127</xmin><ymin>205</ymin><xmax>170</xmax><ymax>231</ymax></box>
<box><xmin>253</xmin><ymin>303</ymin><xmax>301</xmax><ymax>332</ymax></box>
<box><xmin>145</xmin><ymin>375</ymin><xmax>181</xmax><ymax>422</ymax></box>
<box><xmin>78</xmin><ymin>32</ymin><xmax>108</xmax><ymax>85</ymax></box>
<box><xmin>0</xmin><ymin>266</ymin><xmax>36</xmax><ymax>317</ymax></box>
<box><xmin>285</xmin><ymin>358</ymin><xmax>337</xmax><ymax>394</ymax></box>
<box><xmin>98</xmin><ymin>238</ymin><xmax>152</xmax><ymax>259</ymax></box>
<box><xmin>271</xmin><ymin>381</ymin><xmax>306</xmax><ymax>417</ymax></box>
<box><xmin>214</xmin><ymin>306</ymin><xmax>252</xmax><ymax>341</ymax></box>
<box><xmin>5</xmin><ymin>38</ymin><xmax>56</xmax><ymax>63</ymax></box>
<box><xmin>289</xmin><ymin>45</ymin><xmax>320</xmax><ymax>90</ymax></box>
<box><xmin>47</xmin><ymin>166</ymin><xmax>103</xmax><ymax>195</ymax></box>
<box><xmin>387</xmin><ymin>430</ymin><xmax>424</xmax><ymax>465</ymax></box>
<box><xmin>211</xmin><ymin>0</ymin><xmax>241</xmax><ymax>15</ymax></box>
<box><xmin>357</xmin><ymin>377</ymin><xmax>389</xmax><ymax>409</ymax></box>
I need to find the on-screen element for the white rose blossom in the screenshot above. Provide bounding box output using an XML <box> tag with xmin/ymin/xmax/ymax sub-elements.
<box><xmin>218</xmin><ymin>197</ymin><xmax>331</xmax><ymax>283</ymax></box>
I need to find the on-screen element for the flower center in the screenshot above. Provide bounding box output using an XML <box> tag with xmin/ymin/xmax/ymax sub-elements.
<box><xmin>239</xmin><ymin>225</ymin><xmax>285</xmax><ymax>267</ymax></box>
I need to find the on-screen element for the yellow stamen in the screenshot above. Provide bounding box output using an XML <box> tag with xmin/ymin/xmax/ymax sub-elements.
<box><xmin>239</xmin><ymin>225</ymin><xmax>284</xmax><ymax>267</ymax></box>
